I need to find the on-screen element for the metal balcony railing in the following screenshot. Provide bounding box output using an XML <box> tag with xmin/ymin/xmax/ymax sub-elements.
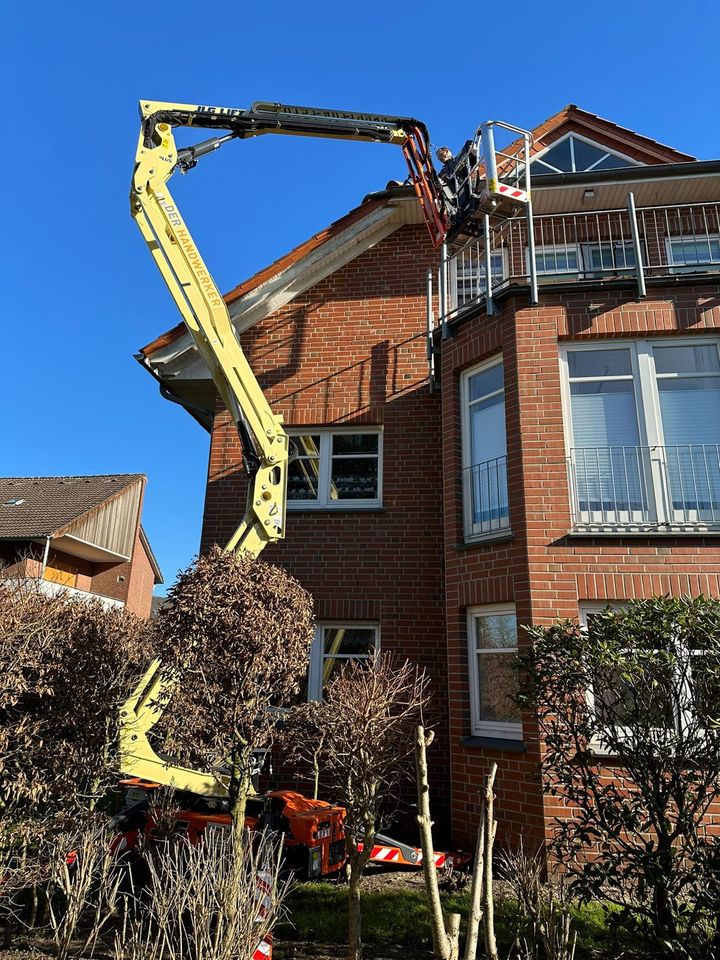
<box><xmin>568</xmin><ymin>444</ymin><xmax>720</xmax><ymax>529</ymax></box>
<box><xmin>463</xmin><ymin>456</ymin><xmax>509</xmax><ymax>536</ymax></box>
<box><xmin>431</xmin><ymin>201</ymin><xmax>720</xmax><ymax>329</ymax></box>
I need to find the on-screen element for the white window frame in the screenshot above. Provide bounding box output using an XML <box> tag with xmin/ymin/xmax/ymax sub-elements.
<box><xmin>460</xmin><ymin>355</ymin><xmax>510</xmax><ymax>541</ymax></box>
<box><xmin>559</xmin><ymin>337</ymin><xmax>720</xmax><ymax>531</ymax></box>
<box><xmin>308</xmin><ymin>622</ymin><xmax>379</xmax><ymax>701</ymax></box>
<box><xmin>286</xmin><ymin>427</ymin><xmax>383</xmax><ymax>510</ymax></box>
<box><xmin>467</xmin><ymin>603</ymin><xmax>522</xmax><ymax>740</ymax></box>
<box><xmin>580</xmin><ymin>602</ymin><xmax>703</xmax><ymax>752</ymax></box>
<box><xmin>665</xmin><ymin>234</ymin><xmax>720</xmax><ymax>274</ymax></box>
<box><xmin>529</xmin><ymin>132</ymin><xmax>641</xmax><ymax>175</ymax></box>
<box><xmin>529</xmin><ymin>240</ymin><xmax>642</xmax><ymax>280</ymax></box>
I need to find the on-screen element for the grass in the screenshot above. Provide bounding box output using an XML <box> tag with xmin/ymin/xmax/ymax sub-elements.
<box><xmin>276</xmin><ymin>881</ymin><xmax>624</xmax><ymax>957</ymax></box>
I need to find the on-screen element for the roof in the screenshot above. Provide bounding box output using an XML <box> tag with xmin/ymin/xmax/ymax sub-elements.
<box><xmin>137</xmin><ymin>104</ymin><xmax>698</xmax><ymax>364</ymax></box>
<box><xmin>139</xmin><ymin>195</ymin><xmax>389</xmax><ymax>361</ymax></box>
<box><xmin>0</xmin><ymin>475</ymin><xmax>144</xmax><ymax>539</ymax></box>
<box><xmin>521</xmin><ymin>104</ymin><xmax>695</xmax><ymax>165</ymax></box>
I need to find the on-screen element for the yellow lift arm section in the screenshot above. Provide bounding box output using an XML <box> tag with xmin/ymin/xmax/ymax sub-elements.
<box><xmin>121</xmin><ymin>98</ymin><xmax>448</xmax><ymax>796</ymax></box>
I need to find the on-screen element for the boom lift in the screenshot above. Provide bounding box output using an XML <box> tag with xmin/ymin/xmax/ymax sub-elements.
<box><xmin>122</xmin><ymin>98</ymin><xmax>529</xmax><ymax>876</ymax></box>
<box><xmin>123</xmin><ymin>98</ymin><xmax>450</xmax><ymax>795</ymax></box>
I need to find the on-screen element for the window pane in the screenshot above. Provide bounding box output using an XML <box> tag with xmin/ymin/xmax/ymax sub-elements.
<box><xmin>321</xmin><ymin>627</ymin><xmax>376</xmax><ymax>696</ymax></box>
<box><xmin>330</xmin><ymin>457</ymin><xmax>378</xmax><ymax>500</ymax></box>
<box><xmin>570</xmin><ymin>380</ymin><xmax>640</xmax><ymax>446</ymax></box>
<box><xmin>589</xmin><ymin>153</ymin><xmax>634</xmax><ymax>171</ymax></box>
<box><xmin>670</xmin><ymin>238</ymin><xmax>720</xmax><ymax>265</ymax></box>
<box><xmin>290</xmin><ymin>434</ymin><xmax>322</xmax><ymax>457</ymax></box>
<box><xmin>332</xmin><ymin>433</ymin><xmax>379</xmax><ymax>455</ymax></box>
<box><xmin>323</xmin><ymin>627</ymin><xmax>376</xmax><ymax>657</ymax></box>
<box><xmin>476</xmin><ymin>652</ymin><xmax>522</xmax><ymax>723</ymax></box>
<box><xmin>583</xmin><ymin>242</ymin><xmax>636</xmax><ymax>271</ymax></box>
<box><xmin>568</xmin><ymin>349</ymin><xmax>632</xmax><ymax>379</ymax></box>
<box><xmin>469</xmin><ymin>363</ymin><xmax>503</xmax><ymax>402</ymax></box>
<box><xmin>474</xmin><ymin>613</ymin><xmax>517</xmax><ymax>650</ymax></box>
<box><xmin>287</xmin><ymin>458</ymin><xmax>320</xmax><ymax>500</ymax></box>
<box><xmin>658</xmin><ymin>378</ymin><xmax>720</xmax><ymax>444</ymax></box>
<box><xmin>571</xmin><ymin>138</ymin><xmax>608</xmax><ymax>171</ymax></box>
<box><xmin>594</xmin><ymin>662</ymin><xmax>674</xmax><ymax>729</ymax></box>
<box><xmin>654</xmin><ymin>345</ymin><xmax>720</xmax><ymax>375</ymax></box>
<box><xmin>536</xmin><ymin>248</ymin><xmax>578</xmax><ymax>274</ymax></box>
<box><xmin>537</xmin><ymin>138</ymin><xmax>573</xmax><ymax>172</ymax></box>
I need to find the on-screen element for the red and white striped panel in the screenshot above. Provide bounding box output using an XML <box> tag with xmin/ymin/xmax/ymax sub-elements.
<box><xmin>252</xmin><ymin>935</ymin><xmax>272</xmax><ymax>960</ymax></box>
<box><xmin>495</xmin><ymin>183</ymin><xmax>528</xmax><ymax>202</ymax></box>
<box><xmin>369</xmin><ymin>845</ymin><xmax>401</xmax><ymax>863</ymax></box>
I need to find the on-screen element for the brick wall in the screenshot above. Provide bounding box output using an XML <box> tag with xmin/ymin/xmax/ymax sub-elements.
<box><xmin>201</xmin><ymin>224</ymin><xmax>452</xmax><ymax>824</ymax></box>
<box><xmin>443</xmin><ymin>280</ymin><xmax>720</xmax><ymax>847</ymax></box>
<box><xmin>125</xmin><ymin>531</ymin><xmax>156</xmax><ymax>619</ymax></box>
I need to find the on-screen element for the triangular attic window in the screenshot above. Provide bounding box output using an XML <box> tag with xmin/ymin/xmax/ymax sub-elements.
<box><xmin>531</xmin><ymin>134</ymin><xmax>637</xmax><ymax>175</ymax></box>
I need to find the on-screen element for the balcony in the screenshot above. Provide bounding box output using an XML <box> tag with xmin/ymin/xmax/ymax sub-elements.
<box><xmin>567</xmin><ymin>444</ymin><xmax>720</xmax><ymax>532</ymax></box>
<box><xmin>463</xmin><ymin>456</ymin><xmax>510</xmax><ymax>539</ymax></box>
<box><xmin>433</xmin><ymin>201</ymin><xmax>720</xmax><ymax>326</ymax></box>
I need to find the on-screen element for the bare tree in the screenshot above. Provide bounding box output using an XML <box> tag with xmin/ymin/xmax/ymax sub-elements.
<box><xmin>299</xmin><ymin>653</ymin><xmax>429</xmax><ymax>960</ymax></box>
<box><xmin>152</xmin><ymin>546</ymin><xmax>314</xmax><ymax>842</ymax></box>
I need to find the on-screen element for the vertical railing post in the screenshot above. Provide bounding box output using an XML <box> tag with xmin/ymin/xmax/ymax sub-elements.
<box><xmin>440</xmin><ymin>241</ymin><xmax>450</xmax><ymax>340</ymax></box>
<box><xmin>524</xmin><ymin>135</ymin><xmax>538</xmax><ymax>305</ymax></box>
<box><xmin>627</xmin><ymin>191</ymin><xmax>646</xmax><ymax>299</ymax></box>
<box><xmin>483</xmin><ymin>214</ymin><xmax>495</xmax><ymax>316</ymax></box>
<box><xmin>426</xmin><ymin>267</ymin><xmax>436</xmax><ymax>393</ymax></box>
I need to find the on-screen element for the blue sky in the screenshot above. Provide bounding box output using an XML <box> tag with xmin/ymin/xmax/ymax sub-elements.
<box><xmin>3</xmin><ymin>0</ymin><xmax>719</xmax><ymax>591</ymax></box>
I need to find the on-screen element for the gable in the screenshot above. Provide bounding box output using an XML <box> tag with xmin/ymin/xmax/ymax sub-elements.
<box><xmin>531</xmin><ymin>132</ymin><xmax>639</xmax><ymax>175</ymax></box>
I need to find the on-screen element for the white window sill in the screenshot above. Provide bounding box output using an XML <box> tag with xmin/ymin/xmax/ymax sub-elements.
<box><xmin>462</xmin><ymin>527</ymin><xmax>513</xmax><ymax>547</ymax></box>
<box><xmin>469</xmin><ymin>725</ymin><xmax>523</xmax><ymax>742</ymax></box>
<box><xmin>287</xmin><ymin>502</ymin><xmax>383</xmax><ymax>512</ymax></box>
<box><xmin>570</xmin><ymin>523</ymin><xmax>720</xmax><ymax>536</ymax></box>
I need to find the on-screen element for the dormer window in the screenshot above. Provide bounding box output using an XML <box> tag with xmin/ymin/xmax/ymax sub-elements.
<box><xmin>531</xmin><ymin>134</ymin><xmax>637</xmax><ymax>175</ymax></box>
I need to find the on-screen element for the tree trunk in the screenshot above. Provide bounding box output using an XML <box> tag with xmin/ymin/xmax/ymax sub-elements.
<box><xmin>462</xmin><ymin>813</ymin><xmax>485</xmax><ymax>960</ymax></box>
<box><xmin>347</xmin><ymin>858</ymin><xmax>364</xmax><ymax>960</ymax></box>
<box><xmin>415</xmin><ymin>725</ymin><xmax>455</xmax><ymax>960</ymax></box>
<box><xmin>482</xmin><ymin>764</ymin><xmax>499</xmax><ymax>960</ymax></box>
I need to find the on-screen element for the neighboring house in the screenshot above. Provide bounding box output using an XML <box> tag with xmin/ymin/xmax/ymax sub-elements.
<box><xmin>0</xmin><ymin>475</ymin><xmax>163</xmax><ymax>619</ymax></box>
<box><xmin>138</xmin><ymin>104</ymin><xmax>720</xmax><ymax>846</ymax></box>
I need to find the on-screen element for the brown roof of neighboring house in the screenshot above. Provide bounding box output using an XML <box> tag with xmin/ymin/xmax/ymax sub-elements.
<box><xmin>0</xmin><ymin>475</ymin><xmax>145</xmax><ymax>540</ymax></box>
<box><xmin>138</xmin><ymin>105</ymin><xmax>696</xmax><ymax>361</ymax></box>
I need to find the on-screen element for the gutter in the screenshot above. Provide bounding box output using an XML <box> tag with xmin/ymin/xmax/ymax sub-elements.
<box><xmin>134</xmin><ymin>352</ymin><xmax>214</xmax><ymax>433</ymax></box>
<box><xmin>530</xmin><ymin>158</ymin><xmax>720</xmax><ymax>190</ymax></box>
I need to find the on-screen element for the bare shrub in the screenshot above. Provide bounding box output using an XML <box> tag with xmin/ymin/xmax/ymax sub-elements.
<box><xmin>499</xmin><ymin>842</ymin><xmax>576</xmax><ymax>960</ymax></box>
<box><xmin>45</xmin><ymin>818</ymin><xmax>125</xmax><ymax>960</ymax></box>
<box><xmin>114</xmin><ymin>827</ymin><xmax>288</xmax><ymax>960</ymax></box>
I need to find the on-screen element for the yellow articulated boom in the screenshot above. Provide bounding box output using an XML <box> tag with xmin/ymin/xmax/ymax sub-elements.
<box><xmin>120</xmin><ymin>99</ymin><xmax>449</xmax><ymax>794</ymax></box>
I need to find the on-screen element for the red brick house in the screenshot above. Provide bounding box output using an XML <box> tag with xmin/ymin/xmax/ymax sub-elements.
<box><xmin>139</xmin><ymin>105</ymin><xmax>720</xmax><ymax>846</ymax></box>
<box><xmin>0</xmin><ymin>475</ymin><xmax>163</xmax><ymax>619</ymax></box>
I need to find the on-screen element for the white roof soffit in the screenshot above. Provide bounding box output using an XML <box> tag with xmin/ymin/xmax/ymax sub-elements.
<box><xmin>149</xmin><ymin>200</ymin><xmax>416</xmax><ymax>381</ymax></box>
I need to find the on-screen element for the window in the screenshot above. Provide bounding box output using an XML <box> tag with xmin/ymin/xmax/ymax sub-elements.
<box><xmin>667</xmin><ymin>235</ymin><xmax>720</xmax><ymax>272</ymax></box>
<box><xmin>452</xmin><ymin>250</ymin><xmax>506</xmax><ymax>308</ymax></box>
<box><xmin>561</xmin><ymin>340</ymin><xmax>720</xmax><ymax>528</ymax></box>
<box><xmin>307</xmin><ymin>623</ymin><xmax>379</xmax><ymax>700</ymax></box>
<box><xmin>580</xmin><ymin>602</ymin><xmax>708</xmax><ymax>745</ymax></box>
<box><xmin>287</xmin><ymin>430</ymin><xmax>382</xmax><ymax>508</ymax></box>
<box><xmin>467</xmin><ymin>604</ymin><xmax>522</xmax><ymax>739</ymax></box>
<box><xmin>532</xmin><ymin>241</ymin><xmax>640</xmax><ymax>279</ymax></box>
<box><xmin>530</xmin><ymin>134</ymin><xmax>637</xmax><ymax>176</ymax></box>
<box><xmin>461</xmin><ymin>357</ymin><xmax>509</xmax><ymax>539</ymax></box>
